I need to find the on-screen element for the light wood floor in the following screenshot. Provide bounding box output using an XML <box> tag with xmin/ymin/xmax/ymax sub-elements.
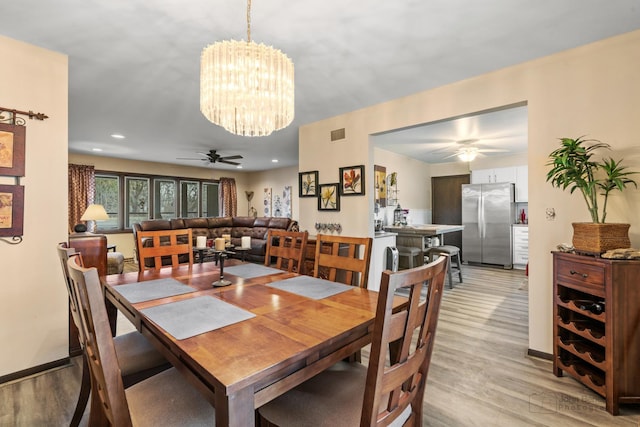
<box><xmin>1</xmin><ymin>265</ymin><xmax>639</xmax><ymax>426</ymax></box>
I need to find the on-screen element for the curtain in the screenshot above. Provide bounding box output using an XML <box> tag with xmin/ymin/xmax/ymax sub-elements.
<box><xmin>68</xmin><ymin>164</ymin><xmax>95</xmax><ymax>232</ymax></box>
<box><xmin>218</xmin><ymin>177</ymin><xmax>237</xmax><ymax>217</ymax></box>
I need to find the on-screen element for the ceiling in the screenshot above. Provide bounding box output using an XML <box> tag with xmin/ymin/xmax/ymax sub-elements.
<box><xmin>1</xmin><ymin>1</ymin><xmax>639</xmax><ymax>171</ymax></box>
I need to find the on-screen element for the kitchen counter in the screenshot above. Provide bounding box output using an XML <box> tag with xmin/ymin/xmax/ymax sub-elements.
<box><xmin>383</xmin><ymin>224</ymin><xmax>464</xmax><ymax>236</ymax></box>
<box><xmin>374</xmin><ymin>231</ymin><xmax>397</xmax><ymax>238</ymax></box>
<box><xmin>384</xmin><ymin>224</ymin><xmax>464</xmax><ymax>251</ymax></box>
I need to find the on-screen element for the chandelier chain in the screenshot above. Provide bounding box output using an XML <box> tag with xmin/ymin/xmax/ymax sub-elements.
<box><xmin>247</xmin><ymin>0</ymin><xmax>252</xmax><ymax>42</ymax></box>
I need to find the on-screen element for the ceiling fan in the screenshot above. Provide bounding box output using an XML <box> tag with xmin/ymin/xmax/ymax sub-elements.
<box><xmin>430</xmin><ymin>138</ymin><xmax>509</xmax><ymax>162</ymax></box>
<box><xmin>178</xmin><ymin>149</ymin><xmax>243</xmax><ymax>166</ymax></box>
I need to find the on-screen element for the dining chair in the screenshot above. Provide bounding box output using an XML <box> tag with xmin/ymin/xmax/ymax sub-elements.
<box><xmin>66</xmin><ymin>254</ymin><xmax>216</xmax><ymax>426</ymax></box>
<box><xmin>136</xmin><ymin>228</ymin><xmax>194</xmax><ymax>271</ymax></box>
<box><xmin>258</xmin><ymin>255</ymin><xmax>448</xmax><ymax>427</ymax></box>
<box><xmin>265</xmin><ymin>229</ymin><xmax>309</xmax><ymax>273</ymax></box>
<box><xmin>313</xmin><ymin>234</ymin><xmax>372</xmax><ymax>288</ymax></box>
<box><xmin>57</xmin><ymin>243</ymin><xmax>169</xmax><ymax>427</ymax></box>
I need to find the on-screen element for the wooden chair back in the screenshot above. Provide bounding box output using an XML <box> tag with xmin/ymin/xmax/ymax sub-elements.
<box><xmin>67</xmin><ymin>255</ymin><xmax>134</xmax><ymax>427</ymax></box>
<box><xmin>57</xmin><ymin>243</ymin><xmax>83</xmax><ymax>331</ymax></box>
<box><xmin>362</xmin><ymin>255</ymin><xmax>448</xmax><ymax>426</ymax></box>
<box><xmin>265</xmin><ymin>229</ymin><xmax>309</xmax><ymax>273</ymax></box>
<box><xmin>68</xmin><ymin>233</ymin><xmax>107</xmax><ymax>277</ymax></box>
<box><xmin>313</xmin><ymin>234</ymin><xmax>372</xmax><ymax>288</ymax></box>
<box><xmin>136</xmin><ymin>228</ymin><xmax>193</xmax><ymax>271</ymax></box>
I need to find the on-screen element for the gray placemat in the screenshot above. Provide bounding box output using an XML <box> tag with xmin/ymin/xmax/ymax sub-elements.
<box><xmin>114</xmin><ymin>278</ymin><xmax>194</xmax><ymax>303</ymax></box>
<box><xmin>267</xmin><ymin>275</ymin><xmax>353</xmax><ymax>300</ymax></box>
<box><xmin>224</xmin><ymin>263</ymin><xmax>283</xmax><ymax>279</ymax></box>
<box><xmin>141</xmin><ymin>296</ymin><xmax>255</xmax><ymax>340</ymax></box>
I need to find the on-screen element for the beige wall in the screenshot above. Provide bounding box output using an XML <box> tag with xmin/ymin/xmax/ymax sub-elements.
<box><xmin>0</xmin><ymin>35</ymin><xmax>68</xmax><ymax>377</ymax></box>
<box><xmin>373</xmin><ymin>147</ymin><xmax>432</xmax><ymax>224</ymax></box>
<box><xmin>248</xmin><ymin>165</ymin><xmax>300</xmax><ymax>224</ymax></box>
<box><xmin>299</xmin><ymin>30</ymin><xmax>640</xmax><ymax>354</ymax></box>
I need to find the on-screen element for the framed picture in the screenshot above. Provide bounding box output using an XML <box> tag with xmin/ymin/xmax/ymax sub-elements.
<box><xmin>0</xmin><ymin>185</ymin><xmax>25</xmax><ymax>237</ymax></box>
<box><xmin>374</xmin><ymin>165</ymin><xmax>386</xmax><ymax>207</ymax></box>
<box><xmin>0</xmin><ymin>123</ymin><xmax>26</xmax><ymax>177</ymax></box>
<box><xmin>339</xmin><ymin>165</ymin><xmax>365</xmax><ymax>196</ymax></box>
<box><xmin>318</xmin><ymin>183</ymin><xmax>340</xmax><ymax>211</ymax></box>
<box><xmin>298</xmin><ymin>170</ymin><xmax>318</xmax><ymax>197</ymax></box>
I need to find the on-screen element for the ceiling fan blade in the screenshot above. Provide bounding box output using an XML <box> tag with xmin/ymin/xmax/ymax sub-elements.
<box><xmin>220</xmin><ymin>155</ymin><xmax>243</xmax><ymax>160</ymax></box>
<box><xmin>177</xmin><ymin>157</ymin><xmax>207</xmax><ymax>160</ymax></box>
<box><xmin>219</xmin><ymin>159</ymin><xmax>241</xmax><ymax>165</ymax></box>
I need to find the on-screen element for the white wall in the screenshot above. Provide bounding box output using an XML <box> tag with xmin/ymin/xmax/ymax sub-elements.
<box><xmin>299</xmin><ymin>30</ymin><xmax>640</xmax><ymax>354</ymax></box>
<box><xmin>0</xmin><ymin>35</ymin><xmax>68</xmax><ymax>377</ymax></box>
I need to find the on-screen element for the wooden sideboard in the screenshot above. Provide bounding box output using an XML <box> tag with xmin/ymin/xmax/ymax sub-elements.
<box><xmin>552</xmin><ymin>251</ymin><xmax>640</xmax><ymax>415</ymax></box>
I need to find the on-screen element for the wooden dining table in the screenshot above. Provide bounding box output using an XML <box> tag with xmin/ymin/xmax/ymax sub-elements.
<box><xmin>102</xmin><ymin>259</ymin><xmax>406</xmax><ymax>426</ymax></box>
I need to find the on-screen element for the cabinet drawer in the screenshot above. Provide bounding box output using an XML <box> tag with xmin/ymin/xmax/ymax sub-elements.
<box><xmin>556</xmin><ymin>259</ymin><xmax>605</xmax><ymax>292</ymax></box>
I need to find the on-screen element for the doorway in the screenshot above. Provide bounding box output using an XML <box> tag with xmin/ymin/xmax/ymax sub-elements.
<box><xmin>431</xmin><ymin>174</ymin><xmax>470</xmax><ymax>259</ymax></box>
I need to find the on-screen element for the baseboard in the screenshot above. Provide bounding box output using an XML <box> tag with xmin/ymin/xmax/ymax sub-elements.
<box><xmin>527</xmin><ymin>348</ymin><xmax>553</xmax><ymax>360</ymax></box>
<box><xmin>0</xmin><ymin>357</ymin><xmax>70</xmax><ymax>385</ymax></box>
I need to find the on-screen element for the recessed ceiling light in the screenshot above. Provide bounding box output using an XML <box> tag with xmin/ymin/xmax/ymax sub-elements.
<box><xmin>272</xmin><ymin>159</ymin><xmax>278</xmax><ymax>163</ymax></box>
<box><xmin>110</xmin><ymin>134</ymin><xmax>125</xmax><ymax>139</ymax></box>
<box><xmin>236</xmin><ymin>165</ymin><xmax>243</xmax><ymax>169</ymax></box>
<box><xmin>92</xmin><ymin>148</ymin><xmax>103</xmax><ymax>152</ymax></box>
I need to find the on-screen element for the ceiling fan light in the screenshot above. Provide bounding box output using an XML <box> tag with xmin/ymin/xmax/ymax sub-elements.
<box><xmin>458</xmin><ymin>147</ymin><xmax>478</xmax><ymax>162</ymax></box>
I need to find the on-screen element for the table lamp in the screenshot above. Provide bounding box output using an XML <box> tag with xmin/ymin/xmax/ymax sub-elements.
<box><xmin>74</xmin><ymin>204</ymin><xmax>109</xmax><ymax>232</ymax></box>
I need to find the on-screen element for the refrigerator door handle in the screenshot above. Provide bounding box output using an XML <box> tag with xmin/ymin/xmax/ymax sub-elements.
<box><xmin>478</xmin><ymin>192</ymin><xmax>484</xmax><ymax>238</ymax></box>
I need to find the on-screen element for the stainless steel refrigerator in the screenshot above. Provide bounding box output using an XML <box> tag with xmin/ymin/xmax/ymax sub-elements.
<box><xmin>461</xmin><ymin>183</ymin><xmax>514</xmax><ymax>268</ymax></box>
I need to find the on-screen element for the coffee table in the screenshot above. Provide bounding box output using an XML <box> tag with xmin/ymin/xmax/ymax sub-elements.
<box><xmin>233</xmin><ymin>246</ymin><xmax>250</xmax><ymax>262</ymax></box>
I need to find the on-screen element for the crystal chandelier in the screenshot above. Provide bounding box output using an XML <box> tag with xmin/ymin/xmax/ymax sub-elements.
<box><xmin>200</xmin><ymin>0</ymin><xmax>294</xmax><ymax>137</ymax></box>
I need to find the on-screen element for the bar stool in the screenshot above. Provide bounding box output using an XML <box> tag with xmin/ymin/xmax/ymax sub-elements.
<box><xmin>397</xmin><ymin>246</ymin><xmax>424</xmax><ymax>270</ymax></box>
<box><xmin>425</xmin><ymin>245</ymin><xmax>462</xmax><ymax>289</ymax></box>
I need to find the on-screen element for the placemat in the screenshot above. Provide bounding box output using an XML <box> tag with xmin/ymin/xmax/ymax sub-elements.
<box><xmin>224</xmin><ymin>263</ymin><xmax>283</xmax><ymax>279</ymax></box>
<box><xmin>114</xmin><ymin>278</ymin><xmax>194</xmax><ymax>303</ymax></box>
<box><xmin>267</xmin><ymin>275</ymin><xmax>353</xmax><ymax>300</ymax></box>
<box><xmin>141</xmin><ymin>296</ymin><xmax>255</xmax><ymax>340</ymax></box>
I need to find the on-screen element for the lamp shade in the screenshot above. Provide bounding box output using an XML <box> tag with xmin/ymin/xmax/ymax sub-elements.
<box><xmin>80</xmin><ymin>204</ymin><xmax>109</xmax><ymax>221</ymax></box>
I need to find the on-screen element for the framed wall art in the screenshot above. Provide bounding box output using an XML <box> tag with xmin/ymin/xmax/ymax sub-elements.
<box><xmin>318</xmin><ymin>183</ymin><xmax>340</xmax><ymax>211</ymax></box>
<box><xmin>339</xmin><ymin>165</ymin><xmax>365</xmax><ymax>196</ymax></box>
<box><xmin>374</xmin><ymin>165</ymin><xmax>387</xmax><ymax>207</ymax></box>
<box><xmin>0</xmin><ymin>123</ymin><xmax>26</xmax><ymax>177</ymax></box>
<box><xmin>263</xmin><ymin>187</ymin><xmax>272</xmax><ymax>216</ymax></box>
<box><xmin>0</xmin><ymin>185</ymin><xmax>24</xmax><ymax>237</ymax></box>
<box><xmin>298</xmin><ymin>170</ymin><xmax>318</xmax><ymax>197</ymax></box>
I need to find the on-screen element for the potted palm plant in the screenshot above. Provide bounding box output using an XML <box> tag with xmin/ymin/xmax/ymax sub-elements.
<box><xmin>546</xmin><ymin>136</ymin><xmax>638</xmax><ymax>253</ymax></box>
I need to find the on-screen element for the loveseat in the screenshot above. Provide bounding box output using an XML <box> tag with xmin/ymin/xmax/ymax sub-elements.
<box><xmin>132</xmin><ymin>216</ymin><xmax>298</xmax><ymax>265</ymax></box>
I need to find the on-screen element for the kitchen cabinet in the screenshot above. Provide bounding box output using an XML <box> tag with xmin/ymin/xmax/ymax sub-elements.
<box><xmin>370</xmin><ymin>232</ymin><xmax>397</xmax><ymax>291</ymax></box>
<box><xmin>471</xmin><ymin>166</ymin><xmax>516</xmax><ymax>184</ymax></box>
<box><xmin>515</xmin><ymin>165</ymin><xmax>528</xmax><ymax>202</ymax></box>
<box><xmin>512</xmin><ymin>225</ymin><xmax>528</xmax><ymax>269</ymax></box>
<box><xmin>471</xmin><ymin>165</ymin><xmax>528</xmax><ymax>202</ymax></box>
<box><xmin>552</xmin><ymin>251</ymin><xmax>640</xmax><ymax>415</ymax></box>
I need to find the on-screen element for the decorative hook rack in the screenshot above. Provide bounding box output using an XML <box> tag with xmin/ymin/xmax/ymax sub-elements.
<box><xmin>0</xmin><ymin>106</ymin><xmax>49</xmax><ymax>125</ymax></box>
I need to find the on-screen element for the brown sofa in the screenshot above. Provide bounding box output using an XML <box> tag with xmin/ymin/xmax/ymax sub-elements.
<box><xmin>132</xmin><ymin>216</ymin><xmax>298</xmax><ymax>265</ymax></box>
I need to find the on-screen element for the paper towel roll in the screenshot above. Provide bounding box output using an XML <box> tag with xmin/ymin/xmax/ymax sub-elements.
<box><xmin>241</xmin><ymin>236</ymin><xmax>251</xmax><ymax>249</ymax></box>
<box><xmin>215</xmin><ymin>237</ymin><xmax>226</xmax><ymax>251</ymax></box>
<box><xmin>196</xmin><ymin>236</ymin><xmax>207</xmax><ymax>248</ymax></box>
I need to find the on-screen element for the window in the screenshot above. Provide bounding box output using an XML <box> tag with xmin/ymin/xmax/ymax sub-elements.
<box><xmin>181</xmin><ymin>181</ymin><xmax>200</xmax><ymax>217</ymax></box>
<box><xmin>154</xmin><ymin>179</ymin><xmax>177</xmax><ymax>220</ymax></box>
<box><xmin>93</xmin><ymin>171</ymin><xmax>218</xmax><ymax>232</ymax></box>
<box><xmin>126</xmin><ymin>177</ymin><xmax>149</xmax><ymax>228</ymax></box>
<box><xmin>95</xmin><ymin>175</ymin><xmax>120</xmax><ymax>230</ymax></box>
<box><xmin>202</xmin><ymin>182</ymin><xmax>219</xmax><ymax>217</ymax></box>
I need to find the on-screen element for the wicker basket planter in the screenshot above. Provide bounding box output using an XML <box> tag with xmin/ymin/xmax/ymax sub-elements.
<box><xmin>572</xmin><ymin>222</ymin><xmax>631</xmax><ymax>254</ymax></box>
